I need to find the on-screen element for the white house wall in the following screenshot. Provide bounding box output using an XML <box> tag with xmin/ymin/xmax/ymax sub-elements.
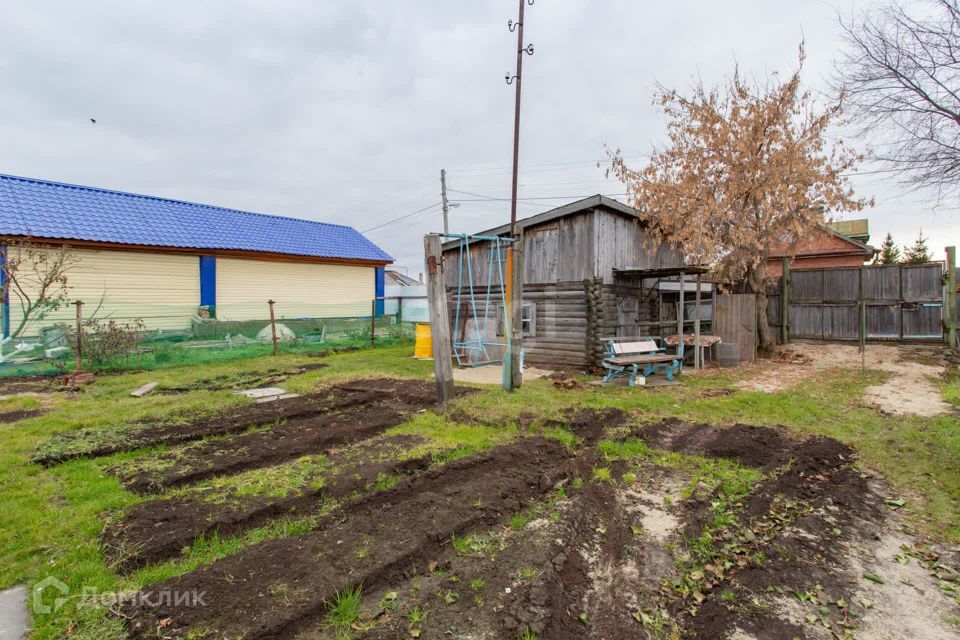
<box><xmin>215</xmin><ymin>258</ymin><xmax>374</xmax><ymax>321</ymax></box>
<box><xmin>7</xmin><ymin>247</ymin><xmax>199</xmax><ymax>335</ymax></box>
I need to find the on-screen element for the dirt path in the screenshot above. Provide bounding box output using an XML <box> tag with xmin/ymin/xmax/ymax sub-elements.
<box><xmin>735</xmin><ymin>344</ymin><xmax>951</xmax><ymax>417</ymax></box>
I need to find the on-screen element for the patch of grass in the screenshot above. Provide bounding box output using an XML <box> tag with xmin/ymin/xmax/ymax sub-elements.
<box><xmin>470</xmin><ymin>577</ymin><xmax>485</xmax><ymax>591</ymax></box>
<box><xmin>406</xmin><ymin>605</ymin><xmax>426</xmax><ymax>624</ymax></box>
<box><xmin>451</xmin><ymin>531</ymin><xmax>507</xmax><ymax>557</ymax></box>
<box><xmin>371</xmin><ymin>472</ymin><xmax>400</xmax><ymax>492</ymax></box>
<box><xmin>0</xmin><ymin>395</ymin><xmax>42</xmax><ymax>413</ymax></box>
<box><xmin>325</xmin><ymin>585</ymin><xmax>363</xmax><ymax>638</ymax></box>
<box><xmin>389</xmin><ymin>412</ymin><xmax>519</xmax><ymax>461</ymax></box>
<box><xmin>591</xmin><ymin>466</ymin><xmax>613</xmax><ymax>485</ymax></box>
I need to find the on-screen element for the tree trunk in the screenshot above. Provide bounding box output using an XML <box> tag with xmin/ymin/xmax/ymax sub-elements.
<box><xmin>747</xmin><ymin>264</ymin><xmax>775</xmax><ymax>355</ymax></box>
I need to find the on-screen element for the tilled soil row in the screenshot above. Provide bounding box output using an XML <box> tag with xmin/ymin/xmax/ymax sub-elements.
<box><xmin>634</xmin><ymin>419</ymin><xmax>883</xmax><ymax>639</ymax></box>
<box><xmin>112</xmin><ymin>379</ymin><xmax>454</xmax><ymax>493</ymax></box>
<box><xmin>34</xmin><ymin>377</ymin><xmax>437</xmax><ymax>467</ymax></box>
<box><xmin>156</xmin><ymin>363</ymin><xmax>328</xmax><ymax>394</ymax></box>
<box><xmin>504</xmin><ymin>471</ymin><xmax>645</xmax><ymax>639</ymax></box>
<box><xmin>122</xmin><ymin>437</ymin><xmax>573</xmax><ymax>640</ymax></box>
<box><xmin>101</xmin><ymin>436</ymin><xmax>432</xmax><ymax>573</ymax></box>
<box><xmin>679</xmin><ymin>436</ymin><xmax>882</xmax><ymax>640</ymax></box>
<box><xmin>504</xmin><ymin>420</ymin><xmax>883</xmax><ymax>640</ymax></box>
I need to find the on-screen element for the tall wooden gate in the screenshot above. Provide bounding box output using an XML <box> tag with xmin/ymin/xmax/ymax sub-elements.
<box><xmin>767</xmin><ymin>263</ymin><xmax>944</xmax><ymax>342</ymax></box>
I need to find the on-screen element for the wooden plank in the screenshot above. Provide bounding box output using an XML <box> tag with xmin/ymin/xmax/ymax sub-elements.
<box><xmin>862</xmin><ymin>265</ymin><xmax>900</xmax><ymax>301</ymax></box>
<box><xmin>902</xmin><ymin>263</ymin><xmax>943</xmax><ymax>301</ymax></box>
<box><xmin>130</xmin><ymin>382</ymin><xmax>158</xmax><ymax>398</ymax></box>
<box><xmin>791</xmin><ymin>270</ymin><xmax>824</xmax><ymax>302</ymax></box>
<box><xmin>823</xmin><ymin>268</ymin><xmax>859</xmax><ymax>302</ymax></box>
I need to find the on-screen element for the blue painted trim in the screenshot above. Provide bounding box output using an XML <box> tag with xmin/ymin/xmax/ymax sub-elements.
<box><xmin>199</xmin><ymin>255</ymin><xmax>216</xmax><ymax>308</ymax></box>
<box><xmin>374</xmin><ymin>267</ymin><xmax>385</xmax><ymax>317</ymax></box>
<box><xmin>0</xmin><ymin>245</ymin><xmax>8</xmax><ymax>338</ymax></box>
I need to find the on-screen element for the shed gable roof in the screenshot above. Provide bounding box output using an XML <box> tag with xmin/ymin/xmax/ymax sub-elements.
<box><xmin>441</xmin><ymin>195</ymin><xmax>639</xmax><ymax>250</ymax></box>
<box><xmin>0</xmin><ymin>173</ymin><xmax>393</xmax><ymax>263</ymax></box>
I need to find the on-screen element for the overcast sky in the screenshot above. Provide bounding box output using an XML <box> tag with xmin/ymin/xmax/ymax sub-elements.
<box><xmin>0</xmin><ymin>1</ymin><xmax>956</xmax><ymax>274</ymax></box>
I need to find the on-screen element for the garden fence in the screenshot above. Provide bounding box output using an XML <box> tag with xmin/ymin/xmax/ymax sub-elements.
<box><xmin>0</xmin><ymin>297</ymin><xmax>415</xmax><ymax>377</ymax></box>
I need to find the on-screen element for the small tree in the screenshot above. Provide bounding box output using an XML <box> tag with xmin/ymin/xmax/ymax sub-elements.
<box><xmin>903</xmin><ymin>230</ymin><xmax>933</xmax><ymax>264</ymax></box>
<box><xmin>607</xmin><ymin>47</ymin><xmax>870</xmax><ymax>352</ymax></box>
<box><xmin>878</xmin><ymin>232</ymin><xmax>901</xmax><ymax>264</ymax></box>
<box><xmin>0</xmin><ymin>241</ymin><xmax>76</xmax><ymax>345</ymax></box>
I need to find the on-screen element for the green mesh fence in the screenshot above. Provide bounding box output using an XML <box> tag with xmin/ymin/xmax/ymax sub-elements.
<box><xmin>0</xmin><ymin>298</ymin><xmax>416</xmax><ymax>377</ymax></box>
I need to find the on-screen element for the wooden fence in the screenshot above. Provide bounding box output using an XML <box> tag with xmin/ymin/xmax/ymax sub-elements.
<box><xmin>767</xmin><ymin>262</ymin><xmax>944</xmax><ymax>342</ymax></box>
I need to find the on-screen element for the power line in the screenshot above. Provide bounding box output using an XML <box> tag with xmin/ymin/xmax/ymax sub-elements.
<box><xmin>445</xmin><ymin>154</ymin><xmax>649</xmax><ymax>177</ymax></box>
<box><xmin>361</xmin><ymin>202</ymin><xmax>441</xmax><ymax>233</ymax></box>
<box><xmin>448</xmin><ymin>189</ymin><xmax>628</xmax><ymax>202</ymax></box>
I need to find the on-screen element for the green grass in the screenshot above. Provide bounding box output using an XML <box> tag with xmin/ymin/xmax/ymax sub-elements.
<box><xmin>325</xmin><ymin>585</ymin><xmax>364</xmax><ymax>639</ymax></box>
<box><xmin>1</xmin><ymin>342</ymin><xmax>958</xmax><ymax>639</ymax></box>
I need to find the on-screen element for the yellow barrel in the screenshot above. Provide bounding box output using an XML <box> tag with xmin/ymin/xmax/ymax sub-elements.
<box><xmin>414</xmin><ymin>323</ymin><xmax>432</xmax><ymax>359</ymax></box>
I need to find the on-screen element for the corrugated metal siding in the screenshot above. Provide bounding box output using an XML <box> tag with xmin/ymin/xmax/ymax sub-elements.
<box><xmin>8</xmin><ymin>247</ymin><xmax>199</xmax><ymax>334</ymax></box>
<box><xmin>215</xmin><ymin>258</ymin><xmax>373</xmax><ymax>320</ymax></box>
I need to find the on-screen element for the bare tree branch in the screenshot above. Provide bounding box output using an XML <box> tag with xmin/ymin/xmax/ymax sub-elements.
<box><xmin>837</xmin><ymin>0</ymin><xmax>960</xmax><ymax>200</ymax></box>
<box><xmin>0</xmin><ymin>240</ymin><xmax>77</xmax><ymax>346</ymax></box>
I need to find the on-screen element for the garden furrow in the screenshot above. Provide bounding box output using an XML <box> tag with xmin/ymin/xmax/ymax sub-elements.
<box><xmin>101</xmin><ymin>437</ymin><xmax>433</xmax><ymax>573</ymax></box>
<box><xmin>121</xmin><ymin>437</ymin><xmax>573</xmax><ymax>640</ymax></box>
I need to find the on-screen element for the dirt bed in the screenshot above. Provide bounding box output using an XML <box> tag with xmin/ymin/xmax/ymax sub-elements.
<box><xmin>112</xmin><ymin>378</ymin><xmax>456</xmax><ymax>493</ymax></box>
<box><xmin>156</xmin><ymin>363</ymin><xmax>328</xmax><ymax>394</ymax></box>
<box><xmin>34</xmin><ymin>377</ymin><xmax>445</xmax><ymax>467</ymax></box>
<box><xmin>121</xmin><ymin>437</ymin><xmax>573</xmax><ymax>640</ymax></box>
<box><xmin>0</xmin><ymin>408</ymin><xmax>47</xmax><ymax>423</ymax></box>
<box><xmin>111</xmin><ymin>408</ymin><xmax>959</xmax><ymax>639</ymax></box>
<box><xmin>0</xmin><ymin>374</ymin><xmax>58</xmax><ymax>396</ymax></box>
<box><xmin>101</xmin><ymin>435</ymin><xmax>430</xmax><ymax>572</ymax></box>
<box><xmin>34</xmin><ymin>390</ymin><xmax>338</xmax><ymax>466</ymax></box>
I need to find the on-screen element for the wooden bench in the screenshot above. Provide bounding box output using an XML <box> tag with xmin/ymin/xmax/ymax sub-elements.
<box><xmin>601</xmin><ymin>338</ymin><xmax>684</xmax><ymax>387</ymax></box>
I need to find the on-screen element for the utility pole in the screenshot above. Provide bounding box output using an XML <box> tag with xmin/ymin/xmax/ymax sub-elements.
<box><xmin>503</xmin><ymin>0</ymin><xmax>534</xmax><ymax>391</ymax></box>
<box><xmin>440</xmin><ymin>169</ymin><xmax>450</xmax><ymax>235</ymax></box>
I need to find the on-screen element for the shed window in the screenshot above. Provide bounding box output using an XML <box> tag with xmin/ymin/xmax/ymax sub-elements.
<box><xmin>496</xmin><ymin>302</ymin><xmax>536</xmax><ymax>338</ymax></box>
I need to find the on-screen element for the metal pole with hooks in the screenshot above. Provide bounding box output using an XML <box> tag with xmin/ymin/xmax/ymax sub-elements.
<box><xmin>503</xmin><ymin>0</ymin><xmax>534</xmax><ymax>391</ymax></box>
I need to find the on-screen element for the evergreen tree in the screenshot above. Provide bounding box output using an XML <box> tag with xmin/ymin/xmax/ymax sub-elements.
<box><xmin>903</xmin><ymin>230</ymin><xmax>933</xmax><ymax>264</ymax></box>
<box><xmin>878</xmin><ymin>232</ymin><xmax>901</xmax><ymax>264</ymax></box>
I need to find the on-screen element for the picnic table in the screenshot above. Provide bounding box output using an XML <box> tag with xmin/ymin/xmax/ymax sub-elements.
<box><xmin>664</xmin><ymin>334</ymin><xmax>722</xmax><ymax>365</ymax></box>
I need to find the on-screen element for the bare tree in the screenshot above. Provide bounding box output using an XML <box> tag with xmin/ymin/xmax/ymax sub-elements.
<box><xmin>838</xmin><ymin>0</ymin><xmax>960</xmax><ymax>201</ymax></box>
<box><xmin>0</xmin><ymin>241</ymin><xmax>76</xmax><ymax>344</ymax></box>
<box><xmin>607</xmin><ymin>47</ymin><xmax>869</xmax><ymax>352</ymax></box>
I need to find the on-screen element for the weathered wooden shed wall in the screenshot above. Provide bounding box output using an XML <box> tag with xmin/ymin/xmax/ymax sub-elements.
<box><xmin>440</xmin><ymin>201</ymin><xmax>684</xmax><ymax>369</ymax></box>
<box><xmin>442</xmin><ymin>207</ymin><xmax>681</xmax><ymax>287</ymax></box>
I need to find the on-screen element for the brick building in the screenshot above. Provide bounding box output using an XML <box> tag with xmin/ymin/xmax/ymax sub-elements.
<box><xmin>766</xmin><ymin>219</ymin><xmax>875</xmax><ymax>277</ymax></box>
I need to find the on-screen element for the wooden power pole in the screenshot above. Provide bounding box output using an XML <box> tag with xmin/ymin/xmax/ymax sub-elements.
<box><xmin>424</xmin><ymin>234</ymin><xmax>454</xmax><ymax>409</ymax></box>
<box><xmin>503</xmin><ymin>0</ymin><xmax>533</xmax><ymax>391</ymax></box>
<box><xmin>440</xmin><ymin>169</ymin><xmax>450</xmax><ymax>235</ymax></box>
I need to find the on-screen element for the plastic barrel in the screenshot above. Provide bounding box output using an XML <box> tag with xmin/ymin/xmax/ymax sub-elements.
<box><xmin>716</xmin><ymin>343</ymin><xmax>739</xmax><ymax>368</ymax></box>
<box><xmin>414</xmin><ymin>323</ymin><xmax>432</xmax><ymax>359</ymax></box>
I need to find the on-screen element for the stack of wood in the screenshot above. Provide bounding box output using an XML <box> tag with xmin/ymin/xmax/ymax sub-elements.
<box><xmin>60</xmin><ymin>371</ymin><xmax>95</xmax><ymax>386</ymax></box>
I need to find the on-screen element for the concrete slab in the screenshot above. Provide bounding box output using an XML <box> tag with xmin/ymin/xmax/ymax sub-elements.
<box><xmin>452</xmin><ymin>364</ymin><xmax>551</xmax><ymax>385</ymax></box>
<box><xmin>254</xmin><ymin>393</ymin><xmax>301</xmax><ymax>404</ymax></box>
<box><xmin>0</xmin><ymin>586</ymin><xmax>28</xmax><ymax>640</ymax></box>
<box><xmin>235</xmin><ymin>387</ymin><xmax>287</xmax><ymax>399</ymax></box>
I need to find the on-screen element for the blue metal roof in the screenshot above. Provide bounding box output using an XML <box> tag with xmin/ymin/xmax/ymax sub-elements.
<box><xmin>0</xmin><ymin>174</ymin><xmax>393</xmax><ymax>263</ymax></box>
